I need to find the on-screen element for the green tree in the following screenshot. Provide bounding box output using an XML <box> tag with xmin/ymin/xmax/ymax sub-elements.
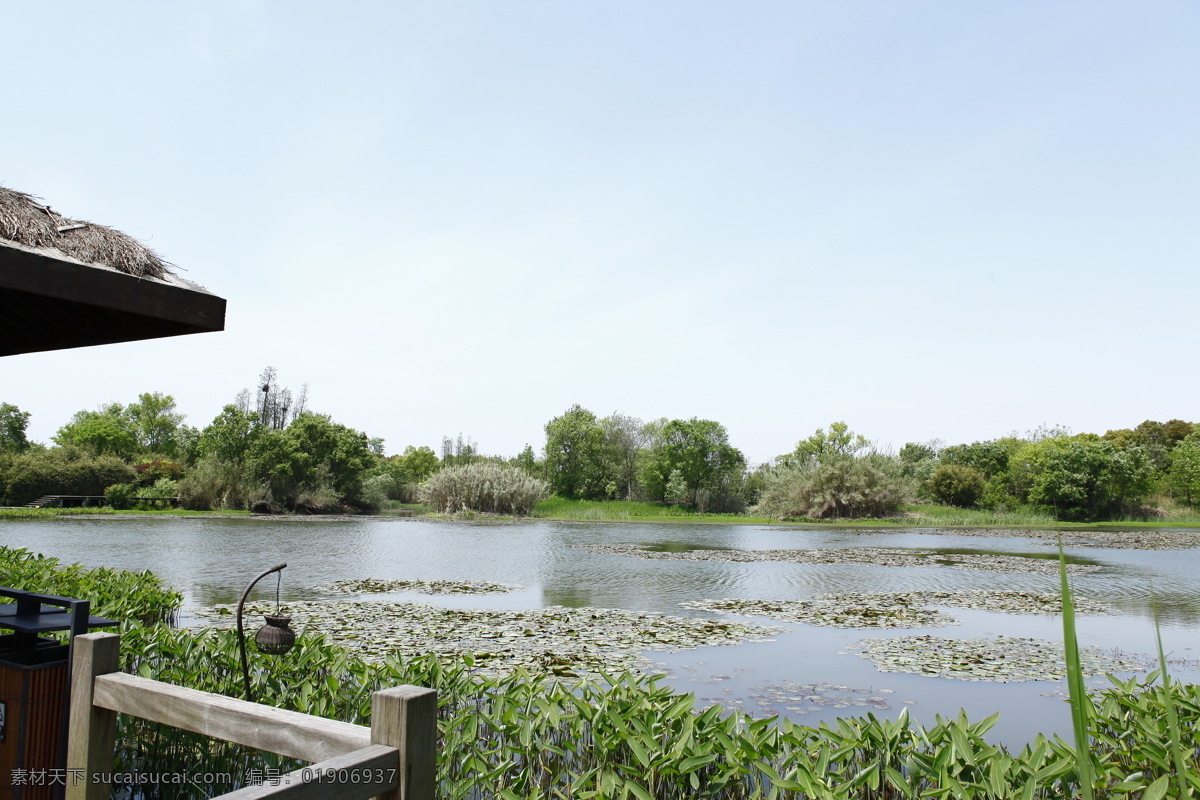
<box><xmin>641</xmin><ymin>418</ymin><xmax>745</xmax><ymax>511</ymax></box>
<box><xmin>196</xmin><ymin>405</ymin><xmax>263</xmax><ymax>464</ymax></box>
<box><xmin>1168</xmin><ymin>434</ymin><xmax>1200</xmax><ymax>506</ymax></box>
<box><xmin>511</xmin><ymin>444</ymin><xmax>541</xmax><ymax>478</ymax></box>
<box><xmin>601</xmin><ymin>412</ymin><xmax>645</xmax><ymax>500</ymax></box>
<box><xmin>899</xmin><ymin>441</ymin><xmax>938</xmax><ymax>465</ymax></box>
<box><xmin>1162</xmin><ymin>419</ymin><xmax>1195</xmax><ymax>447</ymax></box>
<box><xmin>543</xmin><ymin>405</ymin><xmax>609</xmax><ymax>499</ymax></box>
<box><xmin>1102</xmin><ymin>428</ymin><xmax>1138</xmax><ymax>449</ymax></box>
<box><xmin>190</xmin><ymin>405</ymin><xmax>378</xmax><ymax>511</ymax></box>
<box><xmin>0</xmin><ymin>403</ymin><xmax>31</xmax><ymax>454</ymax></box>
<box><xmin>1012</xmin><ymin>434</ymin><xmax>1154</xmax><ymax>520</ymax></box>
<box><xmin>898</xmin><ymin>440</ymin><xmax>941</xmax><ymax>491</ymax></box>
<box><xmin>939</xmin><ymin>440</ymin><xmax>1015</xmax><ymax>479</ymax></box>
<box><xmin>401</xmin><ymin>445</ymin><xmax>440</xmax><ymax>482</ymax></box>
<box><xmin>1132</xmin><ymin>420</ymin><xmax>1171</xmax><ymax>472</ymax></box>
<box><xmin>126</xmin><ymin>392</ymin><xmax>186</xmax><ymax>456</ymax></box>
<box><xmin>53</xmin><ymin>403</ymin><xmax>138</xmax><ymax>460</ymax></box>
<box><xmin>777</xmin><ymin>422</ymin><xmax>870</xmax><ymax>468</ymax></box>
<box><xmin>53</xmin><ymin>394</ymin><xmax>190</xmax><ymax>460</ymax></box>
<box><xmin>664</xmin><ymin>469</ymin><xmax>688</xmax><ymax>505</ymax></box>
<box><xmin>282</xmin><ymin>413</ymin><xmax>376</xmax><ymax>497</ymax></box>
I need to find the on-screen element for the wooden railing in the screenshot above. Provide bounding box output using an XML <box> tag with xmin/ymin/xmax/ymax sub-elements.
<box><xmin>65</xmin><ymin>632</ymin><xmax>437</xmax><ymax>800</ymax></box>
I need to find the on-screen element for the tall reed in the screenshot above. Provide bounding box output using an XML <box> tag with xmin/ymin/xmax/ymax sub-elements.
<box><xmin>1154</xmin><ymin>604</ymin><xmax>1193</xmax><ymax>799</ymax></box>
<box><xmin>419</xmin><ymin>462</ymin><xmax>550</xmax><ymax>516</ymax></box>
<box><xmin>1059</xmin><ymin>539</ymin><xmax>1095</xmax><ymax>800</ymax></box>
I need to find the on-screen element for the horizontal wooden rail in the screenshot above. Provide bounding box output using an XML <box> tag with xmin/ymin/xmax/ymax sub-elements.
<box><xmin>211</xmin><ymin>744</ymin><xmax>399</xmax><ymax>800</ymax></box>
<box><xmin>93</xmin><ymin>672</ymin><xmax>371</xmax><ymax>763</ymax></box>
<box><xmin>69</xmin><ymin>631</ymin><xmax>436</xmax><ymax>800</ymax></box>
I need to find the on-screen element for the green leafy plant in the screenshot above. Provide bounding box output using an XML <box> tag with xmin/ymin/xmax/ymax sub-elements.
<box><xmin>0</xmin><ymin>546</ymin><xmax>180</xmax><ymax>625</ymax></box>
<box><xmin>104</xmin><ymin>482</ymin><xmax>137</xmax><ymax>510</ymax></box>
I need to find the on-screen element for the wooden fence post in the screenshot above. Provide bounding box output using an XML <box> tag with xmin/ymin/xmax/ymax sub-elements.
<box><xmin>369</xmin><ymin>685</ymin><xmax>437</xmax><ymax>800</ymax></box>
<box><xmin>65</xmin><ymin>632</ymin><xmax>120</xmax><ymax>800</ymax></box>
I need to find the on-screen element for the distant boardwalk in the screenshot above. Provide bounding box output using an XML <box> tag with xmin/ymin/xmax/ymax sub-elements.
<box><xmin>22</xmin><ymin>494</ymin><xmax>176</xmax><ymax>508</ymax></box>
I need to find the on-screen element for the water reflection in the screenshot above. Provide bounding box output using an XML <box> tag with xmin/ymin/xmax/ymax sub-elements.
<box><xmin>923</xmin><ymin>547</ymin><xmax>1104</xmax><ymax>567</ymax></box>
<box><xmin>644</xmin><ymin>540</ymin><xmax>734</xmax><ymax>553</ymax></box>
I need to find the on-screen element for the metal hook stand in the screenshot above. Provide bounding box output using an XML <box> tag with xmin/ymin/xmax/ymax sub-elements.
<box><xmin>235</xmin><ymin>563</ymin><xmax>287</xmax><ymax>702</ymax></box>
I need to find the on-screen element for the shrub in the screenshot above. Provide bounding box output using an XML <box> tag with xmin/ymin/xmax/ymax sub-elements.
<box><xmin>0</xmin><ymin>448</ymin><xmax>137</xmax><ymax>505</ymax></box>
<box><xmin>753</xmin><ymin>453</ymin><xmax>914</xmax><ymax>519</ymax></box>
<box><xmin>927</xmin><ymin>464</ymin><xmax>986</xmax><ymax>507</ymax></box>
<box><xmin>359</xmin><ymin>473</ymin><xmax>391</xmax><ymax>509</ymax></box>
<box><xmin>139</xmin><ymin>477</ymin><xmax>178</xmax><ymax>499</ymax></box>
<box><xmin>133</xmin><ymin>460</ymin><xmax>184</xmax><ymax>486</ymax></box>
<box><xmin>103</xmin><ymin>483</ymin><xmax>136</xmax><ymax>510</ymax></box>
<box><xmin>293</xmin><ymin>482</ymin><xmax>340</xmax><ymax>514</ymax></box>
<box><xmin>419</xmin><ymin>462</ymin><xmax>551</xmax><ymax>516</ymax></box>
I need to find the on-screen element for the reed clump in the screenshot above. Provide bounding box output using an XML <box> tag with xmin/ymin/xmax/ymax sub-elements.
<box><xmin>754</xmin><ymin>454</ymin><xmax>914</xmax><ymax>520</ymax></box>
<box><xmin>419</xmin><ymin>462</ymin><xmax>550</xmax><ymax>516</ymax></box>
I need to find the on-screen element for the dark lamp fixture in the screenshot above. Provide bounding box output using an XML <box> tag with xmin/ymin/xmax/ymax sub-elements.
<box><xmin>236</xmin><ymin>562</ymin><xmax>292</xmax><ymax>702</ymax></box>
<box><xmin>255</xmin><ymin>614</ymin><xmax>296</xmax><ymax>655</ymax></box>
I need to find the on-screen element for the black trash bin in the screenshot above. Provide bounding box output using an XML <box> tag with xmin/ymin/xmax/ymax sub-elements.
<box><xmin>0</xmin><ymin>589</ymin><xmax>116</xmax><ymax>800</ymax></box>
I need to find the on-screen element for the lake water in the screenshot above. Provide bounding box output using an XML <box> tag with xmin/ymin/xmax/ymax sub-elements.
<box><xmin>5</xmin><ymin>516</ymin><xmax>1199</xmax><ymax>746</ymax></box>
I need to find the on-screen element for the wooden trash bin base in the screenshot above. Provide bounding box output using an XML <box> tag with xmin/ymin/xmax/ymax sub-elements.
<box><xmin>0</xmin><ymin>642</ymin><xmax>70</xmax><ymax>800</ymax></box>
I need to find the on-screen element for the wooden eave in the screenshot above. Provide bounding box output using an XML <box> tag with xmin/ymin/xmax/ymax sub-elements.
<box><xmin>0</xmin><ymin>239</ymin><xmax>226</xmax><ymax>356</ymax></box>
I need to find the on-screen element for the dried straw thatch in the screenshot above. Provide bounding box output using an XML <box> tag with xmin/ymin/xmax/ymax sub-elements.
<box><xmin>0</xmin><ymin>185</ymin><xmax>168</xmax><ymax>279</ymax></box>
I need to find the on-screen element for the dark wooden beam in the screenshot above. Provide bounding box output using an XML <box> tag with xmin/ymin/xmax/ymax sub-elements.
<box><xmin>0</xmin><ymin>240</ymin><xmax>226</xmax><ymax>357</ymax></box>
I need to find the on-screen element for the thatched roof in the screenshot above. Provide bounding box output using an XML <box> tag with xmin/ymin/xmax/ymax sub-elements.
<box><xmin>0</xmin><ymin>186</ymin><xmax>169</xmax><ymax>279</ymax></box>
<box><xmin>0</xmin><ymin>185</ymin><xmax>225</xmax><ymax>356</ymax></box>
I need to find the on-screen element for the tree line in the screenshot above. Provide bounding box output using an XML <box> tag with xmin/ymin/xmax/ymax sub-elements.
<box><xmin>1</xmin><ymin>380</ymin><xmax>1198</xmax><ymax>520</ymax></box>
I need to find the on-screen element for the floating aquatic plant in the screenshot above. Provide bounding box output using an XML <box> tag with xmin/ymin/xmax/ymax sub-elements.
<box><xmin>851</xmin><ymin>634</ymin><xmax>1150</xmax><ymax>683</ymax></box>
<box><xmin>684</xmin><ymin>590</ymin><xmax>1112</xmax><ymax>629</ymax></box>
<box><xmin>579</xmin><ymin>542</ymin><xmax>1102</xmax><ymax>574</ymax></box>
<box><xmin>194</xmin><ymin>599</ymin><xmax>780</xmax><ymax>678</ymax></box>
<box><xmin>311</xmin><ymin>578</ymin><xmax>525</xmax><ymax>596</ymax></box>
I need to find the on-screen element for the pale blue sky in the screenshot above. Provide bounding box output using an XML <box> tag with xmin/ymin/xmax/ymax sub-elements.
<box><xmin>4</xmin><ymin>2</ymin><xmax>1197</xmax><ymax>464</ymax></box>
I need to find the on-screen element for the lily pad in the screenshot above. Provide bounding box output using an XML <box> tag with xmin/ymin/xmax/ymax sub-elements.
<box><xmin>832</xmin><ymin>527</ymin><xmax>1200</xmax><ymax>551</ymax></box>
<box><xmin>850</xmin><ymin>634</ymin><xmax>1151</xmax><ymax>682</ymax></box>
<box><xmin>311</xmin><ymin>578</ymin><xmax>524</xmax><ymax>596</ymax></box>
<box><xmin>193</xmin><ymin>599</ymin><xmax>780</xmax><ymax>678</ymax></box>
<box><xmin>682</xmin><ymin>591</ymin><xmax>1111</xmax><ymax>629</ymax></box>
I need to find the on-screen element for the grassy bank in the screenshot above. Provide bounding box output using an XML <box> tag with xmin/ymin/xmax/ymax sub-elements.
<box><xmin>532</xmin><ymin>497</ymin><xmax>766</xmax><ymax>523</ymax></box>
<box><xmin>8</xmin><ymin>499</ymin><xmax>1199</xmax><ymax>529</ymax></box>
<box><xmin>0</xmin><ymin>506</ymin><xmax>120</xmax><ymax>519</ymax></box>
<box><xmin>531</xmin><ymin>498</ymin><xmax>1200</xmax><ymax>530</ymax></box>
<box><xmin>0</xmin><ymin>506</ymin><xmax>251</xmax><ymax>519</ymax></box>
